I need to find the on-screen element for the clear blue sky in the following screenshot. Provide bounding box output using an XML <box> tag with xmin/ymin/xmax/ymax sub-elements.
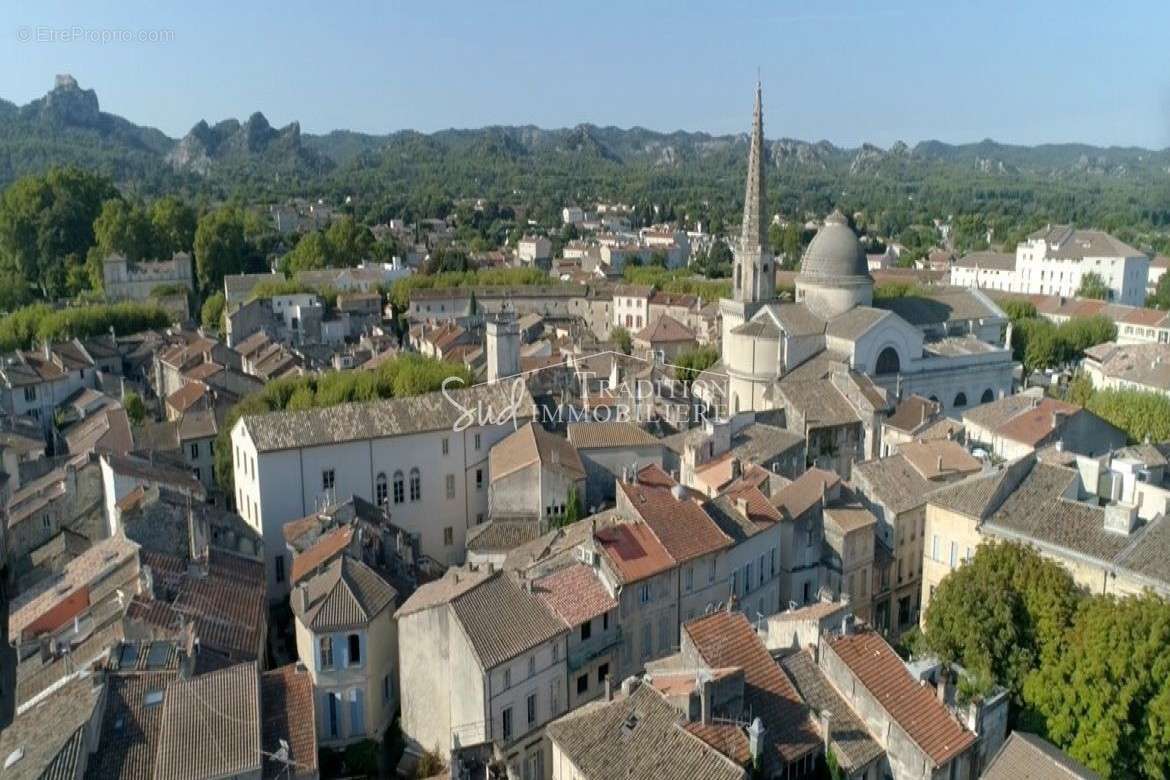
<box><xmin>4</xmin><ymin>0</ymin><xmax>1170</xmax><ymax>148</ymax></box>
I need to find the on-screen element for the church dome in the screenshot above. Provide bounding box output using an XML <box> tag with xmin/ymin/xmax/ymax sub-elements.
<box><xmin>798</xmin><ymin>210</ymin><xmax>870</xmax><ymax>281</ymax></box>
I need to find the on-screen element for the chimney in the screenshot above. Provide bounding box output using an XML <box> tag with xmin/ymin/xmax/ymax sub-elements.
<box><xmin>748</xmin><ymin>717</ymin><xmax>765</xmax><ymax>767</ymax></box>
<box><xmin>294</xmin><ymin>585</ymin><xmax>308</xmax><ymax>615</ymax></box>
<box><xmin>604</xmin><ymin>675</ymin><xmax>613</xmax><ymax>702</ymax></box>
<box><xmin>819</xmin><ymin>709</ymin><xmax>832</xmax><ymax>753</ymax></box>
<box><xmin>699</xmin><ymin>677</ymin><xmax>712</xmax><ymax>725</ymax></box>
<box><xmin>620</xmin><ymin>676</ymin><xmax>641</xmax><ymax>697</ymax></box>
<box><xmin>936</xmin><ymin>455</ymin><xmax>943</xmax><ymax>473</ymax></box>
<box><xmin>736</xmin><ymin>496</ymin><xmax>750</xmax><ymax>517</ymax></box>
<box><xmin>937</xmin><ymin>669</ymin><xmax>952</xmax><ymax>706</ymax></box>
<box><xmin>730</xmin><ymin>458</ymin><xmax>742</xmax><ymax>481</ymax></box>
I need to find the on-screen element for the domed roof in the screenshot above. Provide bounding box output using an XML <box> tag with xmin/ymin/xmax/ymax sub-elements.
<box><xmin>798</xmin><ymin>210</ymin><xmax>870</xmax><ymax>281</ymax></box>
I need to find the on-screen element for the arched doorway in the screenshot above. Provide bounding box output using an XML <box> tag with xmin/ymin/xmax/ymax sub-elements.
<box><xmin>953</xmin><ymin>392</ymin><xmax>968</xmax><ymax>408</ymax></box>
<box><xmin>981</xmin><ymin>388</ymin><xmax>995</xmax><ymax>404</ymax></box>
<box><xmin>875</xmin><ymin>346</ymin><xmax>901</xmax><ymax>375</ymax></box>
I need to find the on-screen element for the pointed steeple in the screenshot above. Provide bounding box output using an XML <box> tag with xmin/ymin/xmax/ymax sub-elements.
<box><xmin>740</xmin><ymin>81</ymin><xmax>767</xmax><ymax>253</ymax></box>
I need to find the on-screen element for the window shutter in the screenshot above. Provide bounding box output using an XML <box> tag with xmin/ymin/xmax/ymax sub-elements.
<box><xmin>350</xmin><ymin>688</ymin><xmax>365</xmax><ymax>736</ymax></box>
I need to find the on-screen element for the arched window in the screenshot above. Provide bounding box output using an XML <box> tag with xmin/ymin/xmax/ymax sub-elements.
<box><xmin>875</xmin><ymin>346</ymin><xmax>901</xmax><ymax>375</ymax></box>
<box><xmin>981</xmin><ymin>388</ymin><xmax>995</xmax><ymax>404</ymax></box>
<box><xmin>375</xmin><ymin>472</ymin><xmax>388</xmax><ymax>507</ymax></box>
<box><xmin>953</xmin><ymin>392</ymin><xmax>968</xmax><ymax>408</ymax></box>
<box><xmin>392</xmin><ymin>471</ymin><xmax>405</xmax><ymax>504</ymax></box>
<box><xmin>409</xmin><ymin>467</ymin><xmax>421</xmax><ymax>502</ymax></box>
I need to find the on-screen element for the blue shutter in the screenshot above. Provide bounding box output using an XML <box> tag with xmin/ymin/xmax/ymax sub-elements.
<box><xmin>350</xmin><ymin>688</ymin><xmax>365</xmax><ymax>736</ymax></box>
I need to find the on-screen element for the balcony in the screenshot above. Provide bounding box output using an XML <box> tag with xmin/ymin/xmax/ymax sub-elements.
<box><xmin>568</xmin><ymin>628</ymin><xmax>622</xmax><ymax>673</ymax></box>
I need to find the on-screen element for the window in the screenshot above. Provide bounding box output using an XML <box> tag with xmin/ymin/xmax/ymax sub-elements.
<box><xmin>194</xmin><ymin>468</ymin><xmax>201</xmax><ymax>482</ymax></box>
<box><xmin>502</xmin><ymin>707</ymin><xmax>513</xmax><ymax>740</ymax></box>
<box><xmin>474</xmin><ymin>433</ymin><xmax>482</xmax><ymax>450</ymax></box>
<box><xmin>770</xmin><ymin>548</ymin><xmax>776</xmax><ymax>577</ymax></box>
<box><xmin>319</xmin><ymin>636</ymin><xmax>334</xmax><ymax>670</ymax></box>
<box><xmin>383</xmin><ymin>673</ymin><xmax>392</xmax><ymax>703</ymax></box>
<box><xmin>446</xmin><ymin>474</ymin><xmax>456</xmax><ymax>499</ymax></box>
<box><xmin>708</xmin><ymin>559</ymin><xmax>716</xmax><ymax>583</ymax></box>
<box><xmin>638</xmin><ymin>582</ymin><xmax>650</xmax><ymax>604</ymax></box>
<box><xmin>42</xmin><ymin>515</ymin><xmax>50</xmax><ymax>531</ymax></box>
<box><xmin>23</xmin><ymin>386</ymin><xmax>36</xmax><ymax>402</ymax></box>
<box><xmin>641</xmin><ymin>623</ymin><xmax>652</xmax><ymax>660</ymax></box>
<box><xmin>275</xmin><ymin>555</ymin><xmax>285</xmax><ymax>584</ymax></box>
<box><xmin>441</xmin><ymin>437</ymin><xmax>449</xmax><ymax>456</ymax></box>
<box><xmin>597</xmin><ymin>663</ymin><xmax>609</xmax><ymax>685</ymax></box>
<box><xmin>327</xmin><ymin>692</ymin><xmax>340</xmax><ymax>738</ymax></box>
<box><xmin>744</xmin><ymin>563</ymin><xmax>753</xmax><ymax>594</ymax></box>
<box><xmin>476</xmin><ymin>469</ymin><xmax>484</xmax><ymax>490</ymax></box>
<box><xmin>348</xmin><ymin>634</ymin><xmax>361</xmax><ymax>666</ymax></box>
<box><xmin>322</xmin><ymin>469</ymin><xmax>335</xmax><ymax>492</ymax></box>
<box><xmin>503</xmin><ymin>668</ymin><xmax>511</xmax><ymax>688</ymax></box>
<box><xmin>579</xmin><ymin>619</ymin><xmax>593</xmax><ymax>641</ymax></box>
<box><xmin>409</xmin><ymin>467</ymin><xmax>421</xmax><ymax>501</ymax></box>
<box><xmin>393</xmin><ymin>471</ymin><xmax>405</xmax><ymax>504</ymax></box>
<box><xmin>685</xmin><ymin>566</ymin><xmax>694</xmax><ymax>592</ymax></box>
<box><xmin>190</xmin><ymin>442</ymin><xmax>199</xmax><ymax>459</ymax></box>
<box><xmin>932</xmin><ymin>534</ymin><xmax>940</xmax><ymax>561</ymax></box>
<box><xmin>375</xmin><ymin>472</ymin><xmax>388</xmax><ymax>506</ymax></box>
<box><xmin>730</xmin><ymin>571</ymin><xmax>738</xmax><ymax>596</ymax></box>
<box><xmin>527</xmin><ymin>693</ymin><xmax>537</xmax><ymax>725</ymax></box>
<box><xmin>528</xmin><ymin>656</ymin><xmax>536</xmax><ymax>677</ymax></box>
<box><xmin>443</xmin><ymin>527</ymin><xmax>454</xmax><ymax>546</ymax></box>
<box><xmin>603</xmin><ymin>612</ymin><xmax>610</xmax><ymax>631</ymax></box>
<box><xmin>552</xmin><ymin>642</ymin><xmax>559</xmax><ymax>662</ymax></box>
<box><xmin>949</xmin><ymin>541</ymin><xmax>958</xmax><ymax>568</ymax></box>
<box><xmin>759</xmin><ymin>554</ymin><xmax>767</xmax><ymax>586</ymax></box>
<box><xmin>577</xmin><ymin>674</ymin><xmax>589</xmax><ymax>695</ymax></box>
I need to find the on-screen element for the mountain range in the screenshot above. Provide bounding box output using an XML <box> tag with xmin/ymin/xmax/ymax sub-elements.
<box><xmin>3</xmin><ymin>75</ymin><xmax>1170</xmax><ymax>204</ymax></box>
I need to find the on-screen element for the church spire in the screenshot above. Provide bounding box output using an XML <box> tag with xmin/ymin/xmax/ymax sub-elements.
<box><xmin>740</xmin><ymin>81</ymin><xmax>767</xmax><ymax>252</ymax></box>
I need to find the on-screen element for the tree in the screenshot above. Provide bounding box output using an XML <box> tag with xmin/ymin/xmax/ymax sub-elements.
<box><xmin>610</xmin><ymin>326</ymin><xmax>632</xmax><ymax>355</ymax></box>
<box><xmin>325</xmin><ymin>215</ymin><xmax>374</xmax><ymax>267</ymax></box>
<box><xmin>672</xmin><ymin>346</ymin><xmax>719</xmax><ymax>383</ymax></box>
<box><xmin>194</xmin><ymin>208</ymin><xmax>248</xmax><ymax>293</ymax></box>
<box><xmin>280</xmin><ymin>230</ymin><xmax>333</xmax><ymax>276</ymax></box>
<box><xmin>1083</xmin><ymin>387</ymin><xmax>1170</xmax><ymax>444</ymax></box>
<box><xmin>558</xmin><ymin>484</ymin><xmax>582</xmax><ymax>528</ymax></box>
<box><xmin>923</xmin><ymin>541</ymin><xmax>1082</xmax><ymax>705</ymax></box>
<box><xmin>1148</xmin><ymin>273</ymin><xmax>1170</xmax><ymax>311</ymax></box>
<box><xmin>1076</xmin><ymin>272</ymin><xmax>1110</xmax><ymax>300</ymax></box>
<box><xmin>0</xmin><ymin>167</ymin><xmax>117</xmax><ymax>300</ymax></box>
<box><xmin>201</xmin><ymin>291</ymin><xmax>226</xmax><ymax>333</ymax></box>
<box><xmin>1023</xmin><ymin>594</ymin><xmax>1170</xmax><ymax>779</ymax></box>
<box><xmin>92</xmin><ymin>199</ymin><xmax>157</xmax><ymax>262</ymax></box>
<box><xmin>1001</xmin><ymin>299</ymin><xmax>1038</xmax><ymax>322</ymax></box>
<box><xmin>123</xmin><ymin>391</ymin><xmax>146</xmax><ymax>425</ymax></box>
<box><xmin>150</xmin><ymin>196</ymin><xmax>197</xmax><ymax>255</ymax></box>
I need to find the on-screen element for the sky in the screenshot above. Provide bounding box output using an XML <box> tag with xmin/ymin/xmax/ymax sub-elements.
<box><xmin>3</xmin><ymin>0</ymin><xmax>1170</xmax><ymax>149</ymax></box>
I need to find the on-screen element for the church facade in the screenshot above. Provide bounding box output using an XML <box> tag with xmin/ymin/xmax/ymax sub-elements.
<box><xmin>717</xmin><ymin>84</ymin><xmax>1016</xmax><ymax>422</ymax></box>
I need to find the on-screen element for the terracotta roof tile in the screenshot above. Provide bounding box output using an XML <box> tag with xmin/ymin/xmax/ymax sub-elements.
<box><xmin>684</xmin><ymin>611</ymin><xmax>821</xmax><ymax>768</ymax></box>
<box><xmin>534</xmin><ymin>563</ymin><xmax>617</xmax><ymax>627</ymax></box>
<box><xmin>771</xmin><ymin>468</ymin><xmax>839</xmax><ymax>520</ymax></box>
<box><xmin>290</xmin><ymin>525</ymin><xmax>353</xmax><ymax>584</ymax></box>
<box><xmin>596</xmin><ymin>522</ymin><xmax>676</xmax><ymax>583</ymax></box>
<box><xmin>261</xmin><ymin>664</ymin><xmax>319</xmax><ymax>779</ymax></box>
<box><xmin>619</xmin><ymin>479</ymin><xmax>732</xmax><ymax>563</ymax></box>
<box><xmin>828</xmin><ymin>630</ymin><xmax>975</xmax><ymax>766</ymax></box>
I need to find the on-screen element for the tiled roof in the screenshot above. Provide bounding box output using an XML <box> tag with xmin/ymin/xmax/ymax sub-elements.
<box><xmin>489</xmin><ymin>421</ymin><xmax>586</xmax><ymax>481</ymax></box>
<box><xmin>771</xmin><ymin>468</ymin><xmax>839</xmax><ymax>520</ymax></box>
<box><xmin>852</xmin><ymin>455</ymin><xmax>936</xmax><ymax>515</ymax></box>
<box><xmin>926</xmin><ymin>456</ymin><xmax>1034</xmax><ymax>520</ymax></box>
<box><xmin>885</xmin><ymin>395</ymin><xmax>941</xmax><ymax>433</ymax></box>
<box><xmin>1083</xmin><ymin>340</ymin><xmax>1170</xmax><ymax>391</ymax></box>
<box><xmin>619</xmin><ymin>478</ymin><xmax>732</xmax><ymax>563</ymax></box>
<box><xmin>765</xmin><ymin>302</ymin><xmax>826</xmax><ymax>337</ymax></box>
<box><xmin>261</xmin><ymin>664</ymin><xmax>319</xmax><ymax>779</ymax></box>
<box><xmin>684</xmin><ymin>611</ymin><xmax>822</xmax><ymax>768</ymax></box>
<box><xmin>155</xmin><ymin>662</ymin><xmax>263</xmax><ymax>780</ymax></box>
<box><xmin>534</xmin><ymin>563</ymin><xmax>617</xmax><ymax>628</ymax></box>
<box><xmin>825</xmin><ymin>306</ymin><xmax>891</xmax><ymax>341</ymax></box>
<box><xmin>876</xmin><ymin>286</ymin><xmax>1004</xmax><ymax>326</ymax></box>
<box><xmin>995</xmin><ymin>398</ymin><xmax>1081</xmax><ymax>447</ymax></box>
<box><xmin>0</xmin><ymin>675</ymin><xmax>104</xmax><ymax>780</ymax></box>
<box><xmin>450</xmin><ymin>572</ymin><xmax>566</xmax><ymax>669</ymax></box>
<box><xmin>982</xmin><ymin>731</ymin><xmax>1099</xmax><ymax>780</ymax></box>
<box><xmin>780</xmin><ymin>649</ymin><xmax>885</xmax><ymax>773</ymax></box>
<box><xmin>954</xmin><ymin>251</ymin><xmax>1016</xmax><ymax>271</ymax></box>
<box><xmin>828</xmin><ymin>630</ymin><xmax>975</xmax><ymax>766</ymax></box>
<box><xmin>395</xmin><ymin>566</ymin><xmax>494</xmax><ymax>617</ymax></box>
<box><xmin>290</xmin><ymin>525</ymin><xmax>353</xmax><ymax>584</ymax></box>
<box><xmin>546</xmin><ymin>684</ymin><xmax>747</xmax><ymax>780</ymax></box>
<box><xmin>88</xmin><ymin>671</ymin><xmax>178</xmax><ymax>780</ymax></box>
<box><xmin>634</xmin><ymin>314</ymin><xmax>696</xmax><ymax>344</ymax></box>
<box><xmin>596</xmin><ymin>522</ymin><xmax>676</xmax><ymax>584</ymax></box>
<box><xmin>242</xmin><ymin>382</ymin><xmax>536</xmax><ymax>452</ymax></box>
<box><xmin>962</xmin><ymin>393</ymin><xmax>1045</xmax><ymax>432</ymax></box>
<box><xmin>294</xmin><ymin>556</ymin><xmax>397</xmax><ymax>633</ymax></box>
<box><xmin>567</xmin><ymin>421</ymin><xmax>661</xmax><ymax>449</ymax></box>
<box><xmin>824</xmin><ymin>505</ymin><xmax>877</xmax><ymax>534</ymax></box>
<box><xmin>777</xmin><ymin>380</ymin><xmax>862</xmax><ymax>428</ymax></box>
<box><xmin>465</xmin><ymin>519</ymin><xmax>543</xmax><ymax>553</ymax></box>
<box><xmin>897</xmin><ymin>439</ymin><xmax>982</xmax><ymax>481</ymax></box>
<box><xmin>984</xmin><ymin>462</ymin><xmax>1144</xmax><ymax>565</ymax></box>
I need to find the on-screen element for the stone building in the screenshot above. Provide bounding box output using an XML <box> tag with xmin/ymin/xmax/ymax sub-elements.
<box><xmin>488</xmin><ymin>421</ymin><xmax>586</xmax><ymax>525</ymax></box>
<box><xmin>102</xmin><ymin>251</ymin><xmax>194</xmax><ymax>301</ymax></box>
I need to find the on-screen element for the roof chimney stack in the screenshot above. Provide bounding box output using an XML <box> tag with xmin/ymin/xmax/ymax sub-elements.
<box><xmin>748</xmin><ymin>717</ymin><xmax>766</xmax><ymax>767</ymax></box>
<box><xmin>819</xmin><ymin>709</ymin><xmax>832</xmax><ymax>754</ymax></box>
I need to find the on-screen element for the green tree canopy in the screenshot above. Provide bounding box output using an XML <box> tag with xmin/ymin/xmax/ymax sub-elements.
<box><xmin>0</xmin><ymin>167</ymin><xmax>117</xmax><ymax>302</ymax></box>
<box><xmin>610</xmin><ymin>326</ymin><xmax>632</xmax><ymax>354</ymax></box>
<box><xmin>672</xmin><ymin>346</ymin><xmax>720</xmax><ymax>383</ymax></box>
<box><xmin>150</xmin><ymin>196</ymin><xmax>198</xmax><ymax>255</ymax></box>
<box><xmin>200</xmin><ymin>291</ymin><xmax>226</xmax><ymax>333</ymax></box>
<box><xmin>1076</xmin><ymin>271</ymin><xmax>1110</xmax><ymax>300</ymax></box>
<box><xmin>325</xmin><ymin>215</ymin><xmax>374</xmax><ymax>267</ymax></box>
<box><xmin>1148</xmin><ymin>273</ymin><xmax>1170</xmax><ymax>311</ymax></box>
<box><xmin>194</xmin><ymin>207</ymin><xmax>249</xmax><ymax>293</ymax></box>
<box><xmin>922</xmin><ymin>541</ymin><xmax>1082</xmax><ymax>704</ymax></box>
<box><xmin>123</xmin><ymin>391</ymin><xmax>146</xmax><ymax>425</ymax></box>
<box><xmin>280</xmin><ymin>230</ymin><xmax>333</xmax><ymax>275</ymax></box>
<box><xmin>92</xmin><ymin>198</ymin><xmax>157</xmax><ymax>263</ymax></box>
<box><xmin>1023</xmin><ymin>594</ymin><xmax>1170</xmax><ymax>779</ymax></box>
